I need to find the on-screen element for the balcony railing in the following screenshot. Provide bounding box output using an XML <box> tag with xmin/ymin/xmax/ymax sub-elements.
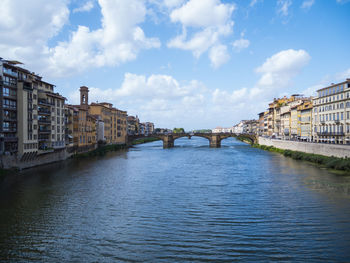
<box><xmin>3</xmin><ymin>81</ymin><xmax>16</xmax><ymax>87</ymax></box>
<box><xmin>317</xmin><ymin>131</ymin><xmax>345</xmax><ymax>136</ymax></box>
<box><xmin>38</xmin><ymin>108</ymin><xmax>51</xmax><ymax>115</ymax></box>
<box><xmin>2</xmin><ymin>105</ymin><xmax>17</xmax><ymax>110</ymax></box>
<box><xmin>38</xmin><ymin>129</ymin><xmax>51</xmax><ymax>134</ymax></box>
<box><xmin>3</xmin><ymin>69</ymin><xmax>18</xmax><ymax>77</ymax></box>
<box><xmin>38</xmin><ymin>118</ymin><xmax>51</xmax><ymax>124</ymax></box>
<box><xmin>2</xmin><ymin>128</ymin><xmax>17</xmax><ymax>132</ymax></box>
<box><xmin>38</xmin><ymin>99</ymin><xmax>54</xmax><ymax>106</ymax></box>
<box><xmin>3</xmin><ymin>93</ymin><xmax>17</xmax><ymax>99</ymax></box>
<box><xmin>3</xmin><ymin>117</ymin><xmax>17</xmax><ymax>122</ymax></box>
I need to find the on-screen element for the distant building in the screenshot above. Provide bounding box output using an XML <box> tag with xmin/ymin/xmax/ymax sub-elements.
<box><xmin>212</xmin><ymin>126</ymin><xmax>232</xmax><ymax>133</ymax></box>
<box><xmin>127</xmin><ymin>115</ymin><xmax>139</xmax><ymax>135</ymax></box>
<box><xmin>144</xmin><ymin>122</ymin><xmax>154</xmax><ymax>135</ymax></box>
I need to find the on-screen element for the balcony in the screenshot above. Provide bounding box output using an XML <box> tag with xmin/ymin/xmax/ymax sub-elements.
<box><xmin>38</xmin><ymin>118</ymin><xmax>51</xmax><ymax>124</ymax></box>
<box><xmin>2</xmin><ymin>105</ymin><xmax>17</xmax><ymax>111</ymax></box>
<box><xmin>2</xmin><ymin>128</ymin><xmax>17</xmax><ymax>133</ymax></box>
<box><xmin>38</xmin><ymin>108</ymin><xmax>51</xmax><ymax>115</ymax></box>
<box><xmin>38</xmin><ymin>99</ymin><xmax>54</xmax><ymax>107</ymax></box>
<box><xmin>3</xmin><ymin>117</ymin><xmax>17</xmax><ymax>122</ymax></box>
<box><xmin>317</xmin><ymin>131</ymin><xmax>345</xmax><ymax>136</ymax></box>
<box><xmin>38</xmin><ymin>129</ymin><xmax>51</xmax><ymax>134</ymax></box>
<box><xmin>3</xmin><ymin>93</ymin><xmax>17</xmax><ymax>99</ymax></box>
<box><xmin>4</xmin><ymin>136</ymin><xmax>18</xmax><ymax>142</ymax></box>
<box><xmin>23</xmin><ymin>82</ymin><xmax>32</xmax><ymax>90</ymax></box>
<box><xmin>38</xmin><ymin>136</ymin><xmax>50</xmax><ymax>141</ymax></box>
<box><xmin>3</xmin><ymin>68</ymin><xmax>18</xmax><ymax>77</ymax></box>
<box><xmin>2</xmin><ymin>81</ymin><xmax>16</xmax><ymax>88</ymax></box>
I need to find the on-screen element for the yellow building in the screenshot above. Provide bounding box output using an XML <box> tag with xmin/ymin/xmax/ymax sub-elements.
<box><xmin>297</xmin><ymin>101</ymin><xmax>313</xmax><ymax>141</ymax></box>
<box><xmin>79</xmin><ymin>86</ymin><xmax>127</xmax><ymax>145</ymax></box>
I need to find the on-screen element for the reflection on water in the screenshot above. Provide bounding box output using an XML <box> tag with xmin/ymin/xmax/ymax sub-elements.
<box><xmin>1</xmin><ymin>137</ymin><xmax>350</xmax><ymax>262</ymax></box>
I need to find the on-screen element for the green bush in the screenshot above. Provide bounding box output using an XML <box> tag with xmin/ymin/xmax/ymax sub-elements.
<box><xmin>254</xmin><ymin>144</ymin><xmax>350</xmax><ymax>173</ymax></box>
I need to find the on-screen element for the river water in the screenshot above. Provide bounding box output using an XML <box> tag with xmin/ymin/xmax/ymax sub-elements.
<box><xmin>1</xmin><ymin>137</ymin><xmax>350</xmax><ymax>262</ymax></box>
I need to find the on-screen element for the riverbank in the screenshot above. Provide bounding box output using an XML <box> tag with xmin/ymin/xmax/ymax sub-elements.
<box><xmin>258</xmin><ymin>137</ymin><xmax>350</xmax><ymax>158</ymax></box>
<box><xmin>253</xmin><ymin>144</ymin><xmax>350</xmax><ymax>174</ymax></box>
<box><xmin>132</xmin><ymin>137</ymin><xmax>160</xmax><ymax>145</ymax></box>
<box><xmin>74</xmin><ymin>143</ymin><xmax>127</xmax><ymax>158</ymax></box>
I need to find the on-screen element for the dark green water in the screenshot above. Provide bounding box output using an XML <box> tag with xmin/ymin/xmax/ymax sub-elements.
<box><xmin>1</xmin><ymin>137</ymin><xmax>350</xmax><ymax>262</ymax></box>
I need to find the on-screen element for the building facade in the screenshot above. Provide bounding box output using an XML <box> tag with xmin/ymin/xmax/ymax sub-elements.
<box><xmin>0</xmin><ymin>58</ymin><xmax>66</xmax><ymax>158</ymax></box>
<box><xmin>312</xmin><ymin>79</ymin><xmax>350</xmax><ymax>144</ymax></box>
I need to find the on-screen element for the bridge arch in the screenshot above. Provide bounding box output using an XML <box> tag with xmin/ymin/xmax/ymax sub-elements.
<box><xmin>127</xmin><ymin>133</ymin><xmax>257</xmax><ymax>148</ymax></box>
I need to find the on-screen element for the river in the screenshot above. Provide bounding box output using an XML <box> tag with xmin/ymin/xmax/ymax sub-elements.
<box><xmin>1</xmin><ymin>137</ymin><xmax>350</xmax><ymax>262</ymax></box>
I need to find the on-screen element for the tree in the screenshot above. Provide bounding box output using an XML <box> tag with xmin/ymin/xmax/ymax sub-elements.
<box><xmin>173</xmin><ymin>128</ymin><xmax>185</xmax><ymax>133</ymax></box>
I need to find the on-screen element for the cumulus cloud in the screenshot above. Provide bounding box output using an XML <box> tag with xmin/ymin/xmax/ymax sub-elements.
<box><xmin>67</xmin><ymin>49</ymin><xmax>311</xmax><ymax>128</ymax></box>
<box><xmin>255</xmin><ymin>49</ymin><xmax>310</xmax><ymax>92</ymax></box>
<box><xmin>0</xmin><ymin>0</ymin><xmax>160</xmax><ymax>77</ymax></box>
<box><xmin>68</xmin><ymin>73</ymin><xmax>210</xmax><ymax>129</ymax></box>
<box><xmin>167</xmin><ymin>0</ymin><xmax>235</xmax><ymax>68</ymax></box>
<box><xmin>210</xmin><ymin>49</ymin><xmax>311</xmax><ymax>122</ymax></box>
<box><xmin>0</xmin><ymin>0</ymin><xmax>69</xmax><ymax>61</ymax></box>
<box><xmin>209</xmin><ymin>44</ymin><xmax>230</xmax><ymax>68</ymax></box>
<box><xmin>301</xmin><ymin>0</ymin><xmax>315</xmax><ymax>9</ymax></box>
<box><xmin>73</xmin><ymin>1</ymin><xmax>94</xmax><ymax>13</ymax></box>
<box><xmin>47</xmin><ymin>0</ymin><xmax>160</xmax><ymax>76</ymax></box>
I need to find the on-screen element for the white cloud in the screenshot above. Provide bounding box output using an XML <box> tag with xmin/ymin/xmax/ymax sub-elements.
<box><xmin>68</xmin><ymin>73</ymin><xmax>211</xmax><ymax>129</ymax></box>
<box><xmin>255</xmin><ymin>49</ymin><xmax>310</xmax><ymax>91</ymax></box>
<box><xmin>170</xmin><ymin>0</ymin><xmax>234</xmax><ymax>28</ymax></box>
<box><xmin>210</xmin><ymin>49</ymin><xmax>311</xmax><ymax>122</ymax></box>
<box><xmin>0</xmin><ymin>0</ymin><xmax>160</xmax><ymax>77</ymax></box>
<box><xmin>209</xmin><ymin>44</ymin><xmax>230</xmax><ymax>68</ymax></box>
<box><xmin>0</xmin><ymin>0</ymin><xmax>69</xmax><ymax>60</ymax></box>
<box><xmin>168</xmin><ymin>0</ymin><xmax>235</xmax><ymax>68</ymax></box>
<box><xmin>277</xmin><ymin>0</ymin><xmax>292</xmax><ymax>16</ymax></box>
<box><xmin>73</xmin><ymin>1</ymin><xmax>94</xmax><ymax>13</ymax></box>
<box><xmin>232</xmin><ymin>32</ymin><xmax>250</xmax><ymax>52</ymax></box>
<box><xmin>47</xmin><ymin>0</ymin><xmax>160</xmax><ymax>76</ymax></box>
<box><xmin>68</xmin><ymin>50</ymin><xmax>311</xmax><ymax>129</ymax></box>
<box><xmin>301</xmin><ymin>0</ymin><xmax>315</xmax><ymax>9</ymax></box>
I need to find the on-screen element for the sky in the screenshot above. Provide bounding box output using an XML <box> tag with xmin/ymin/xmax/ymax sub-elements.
<box><xmin>1</xmin><ymin>0</ymin><xmax>350</xmax><ymax>130</ymax></box>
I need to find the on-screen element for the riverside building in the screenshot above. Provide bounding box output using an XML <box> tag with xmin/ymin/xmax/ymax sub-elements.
<box><xmin>312</xmin><ymin>79</ymin><xmax>350</xmax><ymax>144</ymax></box>
<box><xmin>0</xmin><ymin>58</ymin><xmax>66</xmax><ymax>158</ymax></box>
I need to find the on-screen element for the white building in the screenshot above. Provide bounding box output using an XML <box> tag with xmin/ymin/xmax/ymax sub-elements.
<box><xmin>312</xmin><ymin>79</ymin><xmax>350</xmax><ymax>144</ymax></box>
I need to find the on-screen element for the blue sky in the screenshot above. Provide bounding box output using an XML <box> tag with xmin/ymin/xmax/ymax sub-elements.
<box><xmin>1</xmin><ymin>0</ymin><xmax>350</xmax><ymax>129</ymax></box>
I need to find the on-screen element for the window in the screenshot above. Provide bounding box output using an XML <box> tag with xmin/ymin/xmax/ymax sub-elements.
<box><xmin>341</xmin><ymin>112</ymin><xmax>344</xmax><ymax>120</ymax></box>
<box><xmin>3</xmin><ymin>99</ymin><xmax>16</xmax><ymax>109</ymax></box>
<box><xmin>3</xmin><ymin>87</ymin><xmax>10</xmax><ymax>96</ymax></box>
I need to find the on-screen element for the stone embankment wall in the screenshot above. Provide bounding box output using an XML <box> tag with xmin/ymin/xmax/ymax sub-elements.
<box><xmin>1</xmin><ymin>149</ymin><xmax>73</xmax><ymax>170</ymax></box>
<box><xmin>258</xmin><ymin>137</ymin><xmax>350</xmax><ymax>158</ymax></box>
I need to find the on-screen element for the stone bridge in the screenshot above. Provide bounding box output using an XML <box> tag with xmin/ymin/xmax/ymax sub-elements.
<box><xmin>128</xmin><ymin>133</ymin><xmax>257</xmax><ymax>148</ymax></box>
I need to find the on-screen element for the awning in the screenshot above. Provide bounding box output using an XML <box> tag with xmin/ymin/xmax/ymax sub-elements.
<box><xmin>68</xmin><ymin>135</ymin><xmax>73</xmax><ymax>139</ymax></box>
